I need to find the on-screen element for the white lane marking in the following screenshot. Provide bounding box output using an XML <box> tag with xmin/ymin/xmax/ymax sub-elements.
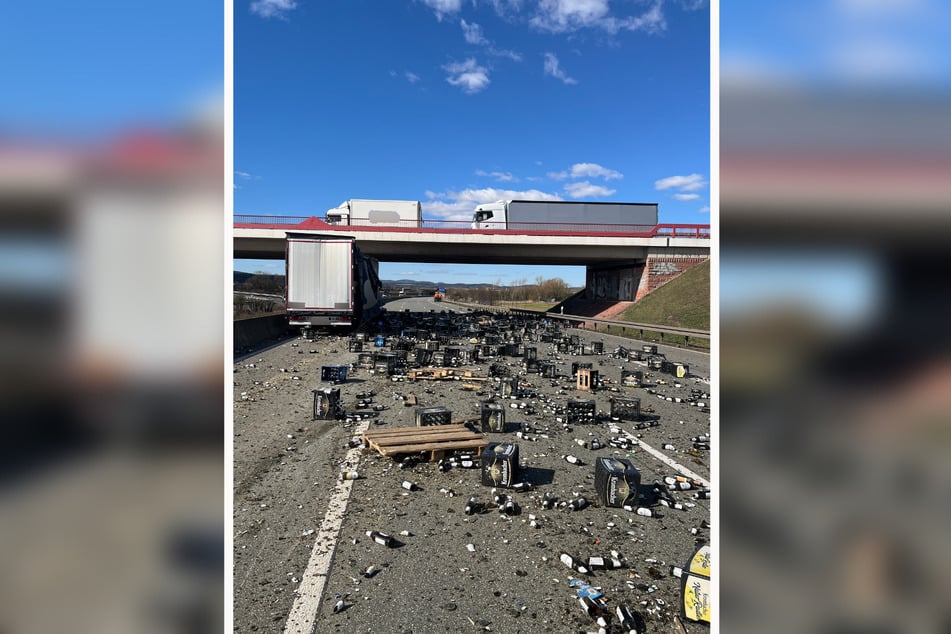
<box><xmin>284</xmin><ymin>419</ymin><xmax>370</xmax><ymax>634</ymax></box>
<box><xmin>622</xmin><ymin>431</ymin><xmax>710</xmax><ymax>488</ymax></box>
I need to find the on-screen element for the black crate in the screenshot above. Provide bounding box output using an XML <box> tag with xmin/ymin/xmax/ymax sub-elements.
<box><xmin>523</xmin><ymin>346</ymin><xmax>537</xmax><ymax>361</ymax></box>
<box><xmin>538</xmin><ymin>361</ymin><xmax>557</xmax><ymax>378</ymax></box>
<box><xmin>414</xmin><ymin>348</ymin><xmax>433</xmax><ymax>366</ymax></box>
<box><xmin>649</xmin><ymin>355</ymin><xmax>666</xmax><ymax>371</ymax></box>
<box><xmin>348</xmin><ymin>340</ymin><xmax>363</xmax><ymax>353</ymax></box>
<box><xmin>444</xmin><ymin>347</ymin><xmax>463</xmax><ymax>365</ymax></box>
<box><xmin>591</xmin><ymin>341</ymin><xmax>604</xmax><ymax>355</ymax></box>
<box><xmin>641</xmin><ymin>344</ymin><xmax>658</xmax><ymax>354</ymax></box>
<box><xmin>375</xmin><ymin>352</ymin><xmax>397</xmax><ymax>374</ymax></box>
<box><xmin>566</xmin><ymin>399</ymin><xmax>596</xmax><ymax>424</ymax></box>
<box><xmin>615</xmin><ymin>346</ymin><xmax>630</xmax><ymax>360</ymax></box>
<box><xmin>415</xmin><ymin>406</ymin><xmax>451</xmax><ymax>426</ymax></box>
<box><xmin>569</xmin><ymin>335</ymin><xmax>581</xmax><ymax>346</ymax></box>
<box><xmin>321</xmin><ymin>364</ymin><xmax>348</xmax><ymax>384</ymax></box>
<box><xmin>556</xmin><ymin>341</ymin><xmax>570</xmax><ymax>353</ymax></box>
<box><xmin>488</xmin><ymin>363</ymin><xmax>511</xmax><ymax>378</ymax></box>
<box><xmin>571</xmin><ymin>361</ymin><xmax>593</xmax><ymax>376</ymax></box>
<box><xmin>480</xmin><ymin>344</ymin><xmax>501</xmax><ymax>358</ymax></box>
<box><xmin>595</xmin><ymin>457</ymin><xmax>640</xmax><ymax>508</ymax></box>
<box><xmin>312</xmin><ymin>387</ymin><xmax>342</xmax><ymax>420</ymax></box>
<box><xmin>621</xmin><ymin>370</ymin><xmax>643</xmax><ymax>387</ymax></box>
<box><xmin>481</xmin><ymin>442</ymin><xmax>519</xmax><ymax>487</ymax></box>
<box><xmin>523</xmin><ymin>358</ymin><xmax>540</xmax><ymax>372</ymax></box>
<box><xmin>673</xmin><ymin>362</ymin><xmax>689</xmax><ymax>378</ymax></box>
<box><xmin>497</xmin><ymin>377</ymin><xmax>518</xmax><ymax>397</ymax></box>
<box><xmin>610</xmin><ymin>396</ymin><xmax>641</xmax><ymax>421</ymax></box>
<box><xmin>503</xmin><ymin>343</ymin><xmax>520</xmax><ymax>357</ymax></box>
<box><xmin>480</xmin><ymin>401</ymin><xmax>506</xmax><ymax>433</ymax></box>
<box><xmin>357</xmin><ymin>352</ymin><xmax>375</xmax><ymax>369</ymax></box>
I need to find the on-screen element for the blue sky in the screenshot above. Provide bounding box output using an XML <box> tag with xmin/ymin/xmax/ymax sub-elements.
<box><xmin>235</xmin><ymin>0</ymin><xmax>710</xmax><ymax>284</ymax></box>
<box><xmin>0</xmin><ymin>1</ymin><xmax>222</xmax><ymax>133</ymax></box>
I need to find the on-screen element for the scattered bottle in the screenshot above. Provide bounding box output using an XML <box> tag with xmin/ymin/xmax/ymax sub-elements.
<box><xmin>541</xmin><ymin>491</ymin><xmax>557</xmax><ymax>509</ymax></box>
<box><xmin>636</xmin><ymin>507</ymin><xmax>653</xmax><ymax>517</ymax></box>
<box><xmin>333</xmin><ymin>599</ymin><xmax>345</xmax><ymax>613</ymax></box>
<box><xmin>464</xmin><ymin>496</ymin><xmax>480</xmax><ymax>515</ymax></box>
<box><xmin>615</xmin><ymin>604</ymin><xmax>637</xmax><ymax>633</ymax></box>
<box><xmin>563</xmin><ymin>455</ymin><xmax>584</xmax><ymax>466</ymax></box>
<box><xmin>365</xmin><ymin>530</ymin><xmax>395</xmax><ymax>547</ymax></box>
<box><xmin>560</xmin><ymin>553</ymin><xmax>590</xmax><ymax>574</ymax></box>
<box><xmin>568</xmin><ymin>497</ymin><xmax>588</xmax><ymax>511</ymax></box>
<box><xmin>401</xmin><ymin>480</ymin><xmax>417</xmax><ymax>491</ymax></box>
<box><xmin>341</xmin><ymin>471</ymin><xmax>360</xmax><ymax>480</ymax></box>
<box><xmin>363</xmin><ymin>565</ymin><xmax>379</xmax><ymax>578</ymax></box>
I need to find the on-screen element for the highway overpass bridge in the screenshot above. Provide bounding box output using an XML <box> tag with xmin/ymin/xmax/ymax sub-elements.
<box><xmin>234</xmin><ymin>215</ymin><xmax>710</xmax><ymax>301</ymax></box>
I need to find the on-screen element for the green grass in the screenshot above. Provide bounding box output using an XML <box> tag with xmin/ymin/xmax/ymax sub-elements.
<box><xmin>590</xmin><ymin>260</ymin><xmax>710</xmax><ymax>349</ymax></box>
<box><xmin>619</xmin><ymin>260</ymin><xmax>710</xmax><ymax>330</ymax></box>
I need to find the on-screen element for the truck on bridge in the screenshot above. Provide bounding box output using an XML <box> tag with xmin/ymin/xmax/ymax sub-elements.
<box><xmin>470</xmin><ymin>200</ymin><xmax>658</xmax><ymax>232</ymax></box>
<box><xmin>325</xmin><ymin>199</ymin><xmax>422</xmax><ymax>228</ymax></box>
<box><xmin>285</xmin><ymin>234</ymin><xmax>383</xmax><ymax>333</ymax></box>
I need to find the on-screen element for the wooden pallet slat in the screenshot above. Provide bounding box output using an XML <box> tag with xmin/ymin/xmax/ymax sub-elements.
<box><xmin>361</xmin><ymin>424</ymin><xmax>488</xmax><ymax>461</ymax></box>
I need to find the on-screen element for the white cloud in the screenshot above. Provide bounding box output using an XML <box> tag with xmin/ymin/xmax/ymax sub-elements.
<box><xmin>235</xmin><ymin>170</ymin><xmax>253</xmax><ymax>179</ymax></box>
<box><xmin>531</xmin><ymin>0</ymin><xmax>665</xmax><ymax>34</ymax></box>
<box><xmin>250</xmin><ymin>0</ymin><xmax>297</xmax><ymax>19</ymax></box>
<box><xmin>489</xmin><ymin>47</ymin><xmax>523</xmax><ymax>61</ymax></box>
<box><xmin>564</xmin><ymin>181</ymin><xmax>616</xmax><ymax>198</ymax></box>
<box><xmin>673</xmin><ymin>193</ymin><xmax>701</xmax><ymax>201</ymax></box>
<box><xmin>614</xmin><ymin>1</ymin><xmax>666</xmax><ymax>34</ymax></box>
<box><xmin>487</xmin><ymin>0</ymin><xmax>526</xmax><ymax>18</ymax></box>
<box><xmin>444</xmin><ymin>58</ymin><xmax>491</xmax><ymax>94</ymax></box>
<box><xmin>570</xmin><ymin>162</ymin><xmax>622</xmax><ymax>180</ymax></box>
<box><xmin>655</xmin><ymin>173</ymin><xmax>707</xmax><ymax>191</ymax></box>
<box><xmin>543</xmin><ymin>52</ymin><xmax>578</xmax><ymax>85</ymax></box>
<box><xmin>549</xmin><ymin>162</ymin><xmax>622</xmax><ymax>180</ymax></box>
<box><xmin>461</xmin><ymin>19</ymin><xmax>488</xmax><ymax>45</ymax></box>
<box><xmin>698</xmin><ymin>205</ymin><xmax>710</xmax><ymax>213</ymax></box>
<box><xmin>476</xmin><ymin>169</ymin><xmax>517</xmax><ymax>182</ymax></box>
<box><xmin>421</xmin><ymin>0</ymin><xmax>463</xmax><ymax>20</ymax></box>
<box><xmin>405</xmin><ymin>71</ymin><xmax>421</xmax><ymax>83</ymax></box>
<box><xmin>424</xmin><ymin>187</ymin><xmax>562</xmax><ymax>220</ymax></box>
<box><xmin>531</xmin><ymin>0</ymin><xmax>610</xmax><ymax>31</ymax></box>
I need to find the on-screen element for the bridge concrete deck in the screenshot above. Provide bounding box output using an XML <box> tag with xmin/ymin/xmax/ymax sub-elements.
<box><xmin>234</xmin><ymin>225</ymin><xmax>709</xmax><ymax>264</ymax></box>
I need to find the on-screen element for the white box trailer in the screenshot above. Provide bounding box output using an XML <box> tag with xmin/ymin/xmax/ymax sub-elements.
<box><xmin>471</xmin><ymin>200</ymin><xmax>658</xmax><ymax>232</ymax></box>
<box><xmin>325</xmin><ymin>199</ymin><xmax>422</xmax><ymax>228</ymax></box>
<box><xmin>285</xmin><ymin>234</ymin><xmax>382</xmax><ymax>330</ymax></box>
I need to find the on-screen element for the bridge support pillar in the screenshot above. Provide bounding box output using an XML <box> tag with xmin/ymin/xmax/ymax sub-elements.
<box><xmin>585</xmin><ymin>262</ymin><xmax>644</xmax><ymax>301</ymax></box>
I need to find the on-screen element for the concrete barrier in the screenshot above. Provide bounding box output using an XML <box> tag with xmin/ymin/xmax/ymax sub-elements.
<box><xmin>234</xmin><ymin>314</ymin><xmax>293</xmax><ymax>352</ymax></box>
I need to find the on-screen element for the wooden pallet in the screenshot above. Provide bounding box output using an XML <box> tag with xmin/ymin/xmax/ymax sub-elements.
<box><xmin>407</xmin><ymin>368</ymin><xmax>489</xmax><ymax>381</ymax></box>
<box><xmin>361</xmin><ymin>423</ymin><xmax>489</xmax><ymax>461</ymax></box>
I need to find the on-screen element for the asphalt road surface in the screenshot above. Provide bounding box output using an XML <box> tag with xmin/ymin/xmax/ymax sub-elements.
<box><xmin>233</xmin><ymin>302</ymin><xmax>710</xmax><ymax>633</ymax></box>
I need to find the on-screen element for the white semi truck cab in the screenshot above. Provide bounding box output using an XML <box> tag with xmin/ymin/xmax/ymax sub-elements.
<box><xmin>471</xmin><ymin>201</ymin><xmax>507</xmax><ymax>229</ymax></box>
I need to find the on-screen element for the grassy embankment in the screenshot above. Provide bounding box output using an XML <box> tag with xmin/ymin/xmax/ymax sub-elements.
<box><xmin>603</xmin><ymin>260</ymin><xmax>710</xmax><ymax>349</ymax></box>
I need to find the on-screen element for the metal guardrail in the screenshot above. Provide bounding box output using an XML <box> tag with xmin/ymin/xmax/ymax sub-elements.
<box><xmin>234</xmin><ymin>215</ymin><xmax>710</xmax><ymax>238</ymax></box>
<box><xmin>443</xmin><ymin>300</ymin><xmax>709</xmax><ymax>345</ymax></box>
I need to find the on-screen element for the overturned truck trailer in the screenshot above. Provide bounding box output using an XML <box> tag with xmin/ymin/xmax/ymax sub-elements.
<box><xmin>285</xmin><ymin>233</ymin><xmax>382</xmax><ymax>333</ymax></box>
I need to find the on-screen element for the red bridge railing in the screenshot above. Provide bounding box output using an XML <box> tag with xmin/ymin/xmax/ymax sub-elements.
<box><xmin>233</xmin><ymin>215</ymin><xmax>710</xmax><ymax>238</ymax></box>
